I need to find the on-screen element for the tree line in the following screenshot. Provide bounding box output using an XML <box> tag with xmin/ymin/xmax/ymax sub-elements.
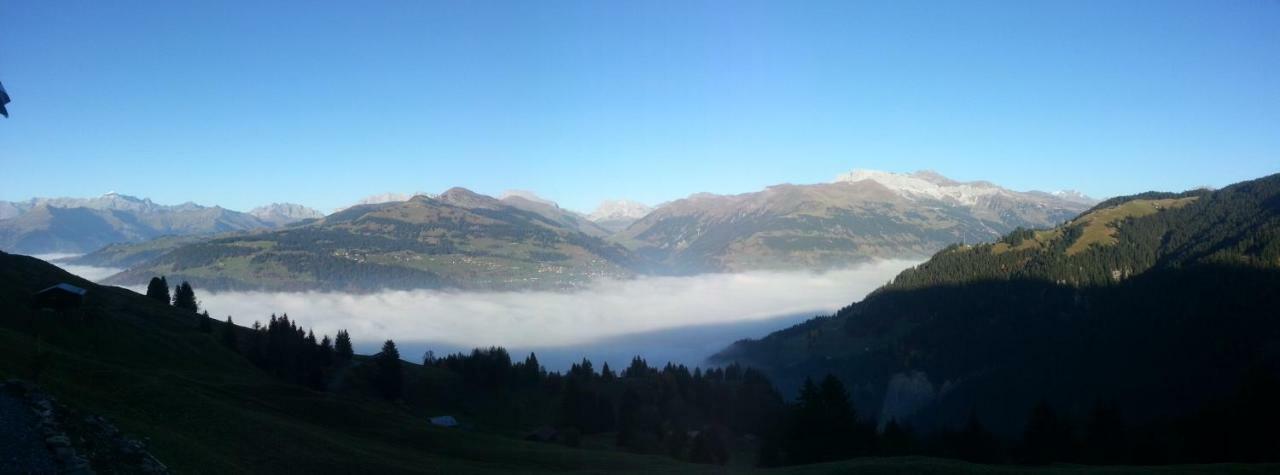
<box><xmin>144</xmin><ymin>275</ymin><xmax>199</xmax><ymax>312</ymax></box>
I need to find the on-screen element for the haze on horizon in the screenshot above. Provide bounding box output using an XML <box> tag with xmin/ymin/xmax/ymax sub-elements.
<box><xmin>2</xmin><ymin>1</ymin><xmax>1278</xmax><ymax>213</ymax></box>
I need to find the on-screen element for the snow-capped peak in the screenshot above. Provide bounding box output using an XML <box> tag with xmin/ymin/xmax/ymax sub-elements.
<box><xmin>589</xmin><ymin>200</ymin><xmax>653</xmax><ymax>222</ymax></box>
<box><xmin>1050</xmin><ymin>190</ymin><xmax>1096</xmax><ymax>204</ymax></box>
<box><xmin>834</xmin><ymin>169</ymin><xmax>1005</xmax><ymax>206</ymax></box>
<box><xmin>249</xmin><ymin>203</ymin><xmax>324</xmax><ymax>225</ymax></box>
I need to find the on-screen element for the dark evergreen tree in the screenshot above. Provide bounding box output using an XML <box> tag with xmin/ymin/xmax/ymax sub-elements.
<box><xmin>782</xmin><ymin>374</ymin><xmax>870</xmax><ymax>464</ymax></box>
<box><xmin>373</xmin><ymin>340</ymin><xmax>403</xmax><ymax>400</ymax></box>
<box><xmin>199</xmin><ymin>310</ymin><xmax>212</xmax><ymax>333</ymax></box>
<box><xmin>318</xmin><ymin>336</ymin><xmax>334</xmax><ymax>367</ymax></box>
<box><xmin>145</xmin><ymin>276</ymin><xmax>170</xmax><ymax>304</ymax></box>
<box><xmin>172</xmin><ymin>281</ymin><xmax>198</xmax><ymax>312</ymax></box>
<box><xmin>335</xmin><ymin>330</ymin><xmax>354</xmax><ymax>361</ymax></box>
<box><xmin>221</xmin><ymin>316</ymin><xmax>238</xmax><ymax>350</ymax></box>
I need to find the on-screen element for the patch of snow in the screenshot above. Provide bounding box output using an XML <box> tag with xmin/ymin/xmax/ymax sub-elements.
<box><xmin>588</xmin><ymin>200</ymin><xmax>653</xmax><ymax>222</ymax></box>
<box><xmin>834</xmin><ymin>169</ymin><xmax>1006</xmax><ymax>206</ymax></box>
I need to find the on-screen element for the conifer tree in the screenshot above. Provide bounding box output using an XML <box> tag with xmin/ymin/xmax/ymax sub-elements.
<box><xmin>199</xmin><ymin>310</ymin><xmax>212</xmax><ymax>333</ymax></box>
<box><xmin>145</xmin><ymin>276</ymin><xmax>170</xmax><ymax>304</ymax></box>
<box><xmin>221</xmin><ymin>316</ymin><xmax>238</xmax><ymax>350</ymax></box>
<box><xmin>600</xmin><ymin>362</ymin><xmax>616</xmax><ymax>382</ymax></box>
<box><xmin>172</xmin><ymin>281</ymin><xmax>198</xmax><ymax>312</ymax></box>
<box><xmin>374</xmin><ymin>340</ymin><xmax>403</xmax><ymax>400</ymax></box>
<box><xmin>318</xmin><ymin>335</ymin><xmax>334</xmax><ymax>367</ymax></box>
<box><xmin>334</xmin><ymin>330</ymin><xmax>354</xmax><ymax>361</ymax></box>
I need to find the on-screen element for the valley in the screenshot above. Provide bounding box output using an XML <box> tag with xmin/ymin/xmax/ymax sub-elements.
<box><xmin>3</xmin><ymin>2</ymin><xmax>1277</xmax><ymax>471</ymax></box>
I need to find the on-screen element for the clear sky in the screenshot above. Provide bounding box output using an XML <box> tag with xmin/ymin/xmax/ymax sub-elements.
<box><xmin>1</xmin><ymin>0</ymin><xmax>1277</xmax><ymax>213</ymax></box>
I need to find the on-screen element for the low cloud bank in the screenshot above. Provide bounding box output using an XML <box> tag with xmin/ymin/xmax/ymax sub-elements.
<box><xmin>195</xmin><ymin>260</ymin><xmax>917</xmax><ymax>364</ymax></box>
<box><xmin>37</xmin><ymin>254</ymin><xmax>123</xmax><ymax>283</ymax></box>
<box><xmin>47</xmin><ymin>256</ymin><xmax>918</xmax><ymax>369</ymax></box>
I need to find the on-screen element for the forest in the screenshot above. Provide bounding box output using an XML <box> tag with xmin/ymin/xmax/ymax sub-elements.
<box><xmin>144</xmin><ymin>271</ymin><xmax>1278</xmax><ymax>467</ymax></box>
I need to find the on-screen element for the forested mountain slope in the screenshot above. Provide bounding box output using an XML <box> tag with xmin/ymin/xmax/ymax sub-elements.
<box><xmin>714</xmin><ymin>173</ymin><xmax>1280</xmax><ymax>442</ymax></box>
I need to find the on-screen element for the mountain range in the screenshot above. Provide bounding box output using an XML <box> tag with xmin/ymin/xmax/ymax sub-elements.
<box><xmin>11</xmin><ymin>170</ymin><xmax>1095</xmax><ymax>290</ymax></box>
<box><xmin>615</xmin><ymin>170</ymin><xmax>1092</xmax><ymax>273</ymax></box>
<box><xmin>712</xmin><ymin>172</ymin><xmax>1280</xmax><ymax>436</ymax></box>
<box><xmin>102</xmin><ymin>188</ymin><xmax>638</xmax><ymax>291</ymax></box>
<box><xmin>248</xmin><ymin>203</ymin><xmax>325</xmax><ymax>227</ymax></box>
<box><xmin>2</xmin><ymin>175</ymin><xmax>1275</xmax><ymax>471</ymax></box>
<box><xmin>0</xmin><ymin>193</ymin><xmax>323</xmax><ymax>254</ymax></box>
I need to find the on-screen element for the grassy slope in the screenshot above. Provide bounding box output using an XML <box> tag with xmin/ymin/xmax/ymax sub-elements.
<box><xmin>1064</xmin><ymin>197</ymin><xmax>1198</xmax><ymax>255</ymax></box>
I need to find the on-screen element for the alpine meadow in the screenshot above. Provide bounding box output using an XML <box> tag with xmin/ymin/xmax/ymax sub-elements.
<box><xmin>2</xmin><ymin>1</ymin><xmax>1278</xmax><ymax>473</ymax></box>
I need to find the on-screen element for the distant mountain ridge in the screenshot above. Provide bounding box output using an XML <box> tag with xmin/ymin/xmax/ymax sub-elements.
<box><xmin>333</xmin><ymin>192</ymin><xmax>430</xmax><ymax>213</ymax></box>
<box><xmin>498</xmin><ymin>192</ymin><xmax>613</xmax><ymax>238</ymax></box>
<box><xmin>588</xmin><ymin>200</ymin><xmax>654</xmax><ymax>233</ymax></box>
<box><xmin>834</xmin><ymin>169</ymin><xmax>1095</xmax><ymax>207</ymax></box>
<box><xmin>24</xmin><ymin>170</ymin><xmax>1098</xmax><ymax>289</ymax></box>
<box><xmin>613</xmin><ymin>170</ymin><xmax>1094</xmax><ymax>273</ymax></box>
<box><xmin>0</xmin><ymin>193</ymin><xmax>289</xmax><ymax>254</ymax></box>
<box><xmin>104</xmin><ymin>189</ymin><xmax>638</xmax><ymax>292</ymax></box>
<box><xmin>248</xmin><ymin>203</ymin><xmax>325</xmax><ymax>227</ymax></box>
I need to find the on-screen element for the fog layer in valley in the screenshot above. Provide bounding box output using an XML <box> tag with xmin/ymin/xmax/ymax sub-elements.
<box><xmin>34</xmin><ymin>254</ymin><xmax>123</xmax><ymax>283</ymax></box>
<box><xmin>50</xmin><ymin>257</ymin><xmax>917</xmax><ymax>370</ymax></box>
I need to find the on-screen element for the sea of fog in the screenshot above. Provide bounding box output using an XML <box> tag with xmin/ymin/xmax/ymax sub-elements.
<box><xmin>34</xmin><ymin>254</ymin><xmax>124</xmax><ymax>282</ymax></box>
<box><xmin>48</xmin><ymin>256</ymin><xmax>918</xmax><ymax>371</ymax></box>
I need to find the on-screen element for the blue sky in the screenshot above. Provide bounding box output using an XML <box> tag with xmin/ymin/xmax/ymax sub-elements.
<box><xmin>1</xmin><ymin>1</ymin><xmax>1277</xmax><ymax>213</ymax></box>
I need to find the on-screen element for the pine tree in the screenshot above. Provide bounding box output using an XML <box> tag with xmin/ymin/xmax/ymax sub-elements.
<box><xmin>334</xmin><ymin>330</ymin><xmax>354</xmax><ymax>361</ymax></box>
<box><xmin>600</xmin><ymin>362</ymin><xmax>616</xmax><ymax>382</ymax></box>
<box><xmin>145</xmin><ymin>276</ymin><xmax>170</xmax><ymax>304</ymax></box>
<box><xmin>172</xmin><ymin>281</ymin><xmax>198</xmax><ymax>312</ymax></box>
<box><xmin>199</xmin><ymin>310</ymin><xmax>212</xmax><ymax>333</ymax></box>
<box><xmin>221</xmin><ymin>316</ymin><xmax>238</xmax><ymax>350</ymax></box>
<box><xmin>318</xmin><ymin>336</ymin><xmax>334</xmax><ymax>367</ymax></box>
<box><xmin>373</xmin><ymin>340</ymin><xmax>403</xmax><ymax>400</ymax></box>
